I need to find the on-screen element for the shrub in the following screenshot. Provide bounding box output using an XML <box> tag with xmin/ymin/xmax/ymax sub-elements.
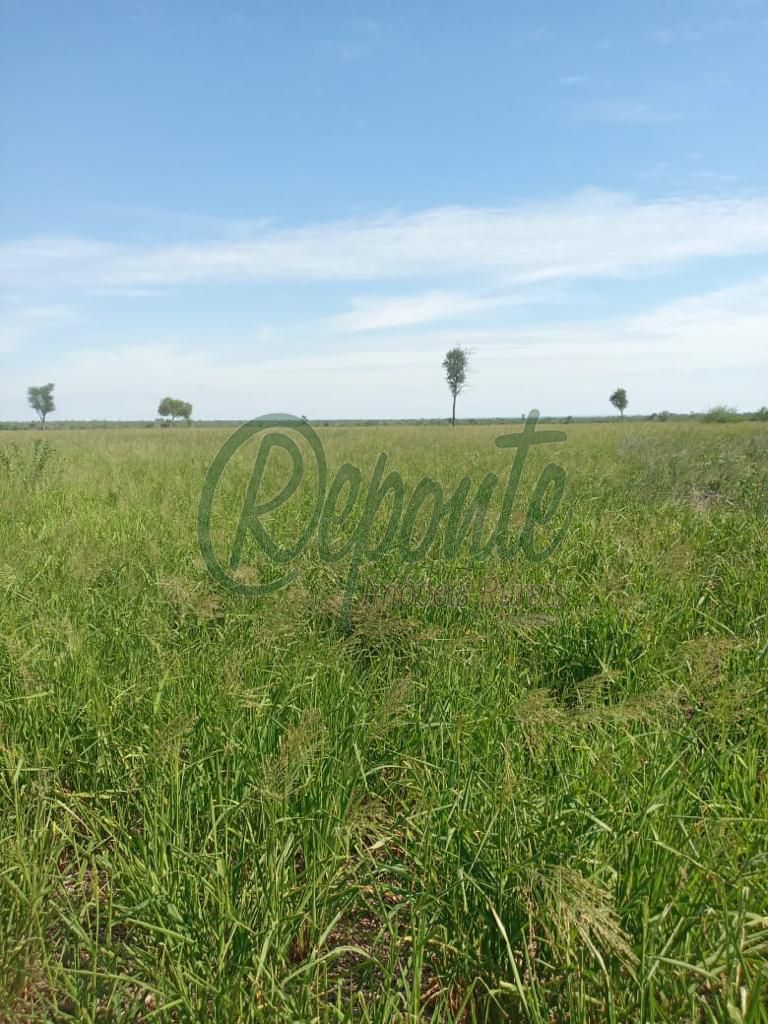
<box><xmin>701</xmin><ymin>405</ymin><xmax>740</xmax><ymax>423</ymax></box>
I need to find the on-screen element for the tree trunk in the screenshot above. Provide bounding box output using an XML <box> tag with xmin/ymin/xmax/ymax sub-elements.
<box><xmin>451</xmin><ymin>393</ymin><xmax>456</xmax><ymax>427</ymax></box>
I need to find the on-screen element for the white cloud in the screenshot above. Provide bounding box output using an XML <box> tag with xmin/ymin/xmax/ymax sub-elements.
<box><xmin>651</xmin><ymin>13</ymin><xmax>762</xmax><ymax>45</ymax></box>
<box><xmin>692</xmin><ymin>170</ymin><xmax>739</xmax><ymax>185</ymax></box>
<box><xmin>575</xmin><ymin>100</ymin><xmax>680</xmax><ymax>124</ymax></box>
<box><xmin>2</xmin><ymin>276</ymin><xmax>766</xmax><ymax>419</ymax></box>
<box><xmin>324</xmin><ymin>290</ymin><xmax>518</xmax><ymax>332</ymax></box>
<box><xmin>0</xmin><ymin>303</ymin><xmax>80</xmax><ymax>354</ymax></box>
<box><xmin>4</xmin><ymin>190</ymin><xmax>768</xmax><ymax>294</ymax></box>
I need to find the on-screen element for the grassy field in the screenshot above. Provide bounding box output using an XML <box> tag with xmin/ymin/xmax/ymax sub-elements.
<box><xmin>1</xmin><ymin>420</ymin><xmax>767</xmax><ymax>1022</ymax></box>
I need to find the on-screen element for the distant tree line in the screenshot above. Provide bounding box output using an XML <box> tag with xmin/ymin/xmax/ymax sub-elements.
<box><xmin>13</xmin><ymin>378</ymin><xmax>766</xmax><ymax>429</ymax></box>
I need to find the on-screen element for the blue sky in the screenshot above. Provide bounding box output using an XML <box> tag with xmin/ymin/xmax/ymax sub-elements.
<box><xmin>1</xmin><ymin>0</ymin><xmax>767</xmax><ymax>419</ymax></box>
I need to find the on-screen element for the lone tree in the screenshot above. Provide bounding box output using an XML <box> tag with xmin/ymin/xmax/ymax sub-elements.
<box><xmin>158</xmin><ymin>397</ymin><xmax>193</xmax><ymax>426</ymax></box>
<box><xmin>28</xmin><ymin>383</ymin><xmax>55</xmax><ymax>429</ymax></box>
<box><xmin>610</xmin><ymin>387</ymin><xmax>628</xmax><ymax>419</ymax></box>
<box><xmin>443</xmin><ymin>347</ymin><xmax>469</xmax><ymax>427</ymax></box>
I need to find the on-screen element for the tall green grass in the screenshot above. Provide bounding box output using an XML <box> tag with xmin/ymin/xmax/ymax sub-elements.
<box><xmin>1</xmin><ymin>422</ymin><xmax>767</xmax><ymax>1022</ymax></box>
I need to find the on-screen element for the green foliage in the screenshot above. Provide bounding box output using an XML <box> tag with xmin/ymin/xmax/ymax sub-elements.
<box><xmin>157</xmin><ymin>396</ymin><xmax>193</xmax><ymax>424</ymax></box>
<box><xmin>702</xmin><ymin>404</ymin><xmax>741</xmax><ymax>423</ymax></box>
<box><xmin>609</xmin><ymin>387</ymin><xmax>628</xmax><ymax>417</ymax></box>
<box><xmin>0</xmin><ymin>421</ymin><xmax>767</xmax><ymax>1021</ymax></box>
<box><xmin>0</xmin><ymin>438</ymin><xmax>56</xmax><ymax>488</ymax></box>
<box><xmin>26</xmin><ymin>382</ymin><xmax>56</xmax><ymax>428</ymax></box>
<box><xmin>443</xmin><ymin>346</ymin><xmax>469</xmax><ymax>425</ymax></box>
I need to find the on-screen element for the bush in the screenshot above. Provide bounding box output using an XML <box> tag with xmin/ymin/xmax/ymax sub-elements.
<box><xmin>701</xmin><ymin>405</ymin><xmax>740</xmax><ymax>423</ymax></box>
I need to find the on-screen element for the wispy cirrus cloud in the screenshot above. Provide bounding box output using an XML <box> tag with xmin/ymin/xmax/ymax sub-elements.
<box><xmin>574</xmin><ymin>100</ymin><xmax>681</xmax><ymax>124</ymax></box>
<box><xmin>324</xmin><ymin>290</ymin><xmax>518</xmax><ymax>332</ymax></box>
<box><xmin>0</xmin><ymin>302</ymin><xmax>81</xmax><ymax>353</ymax></box>
<box><xmin>4</xmin><ymin>190</ymin><xmax>768</xmax><ymax>294</ymax></box>
<box><xmin>323</xmin><ymin>16</ymin><xmax>383</xmax><ymax>63</ymax></box>
<box><xmin>652</xmin><ymin>11</ymin><xmax>765</xmax><ymax>45</ymax></box>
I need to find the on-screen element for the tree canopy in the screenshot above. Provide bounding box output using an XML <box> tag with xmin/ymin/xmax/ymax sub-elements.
<box><xmin>28</xmin><ymin>383</ymin><xmax>56</xmax><ymax>429</ymax></box>
<box><xmin>443</xmin><ymin>347</ymin><xmax>469</xmax><ymax>426</ymax></box>
<box><xmin>609</xmin><ymin>388</ymin><xmax>628</xmax><ymax>418</ymax></box>
<box><xmin>158</xmin><ymin>397</ymin><xmax>193</xmax><ymax>425</ymax></box>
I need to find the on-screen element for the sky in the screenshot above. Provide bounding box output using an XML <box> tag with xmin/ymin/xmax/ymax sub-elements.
<box><xmin>1</xmin><ymin>0</ymin><xmax>768</xmax><ymax>421</ymax></box>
